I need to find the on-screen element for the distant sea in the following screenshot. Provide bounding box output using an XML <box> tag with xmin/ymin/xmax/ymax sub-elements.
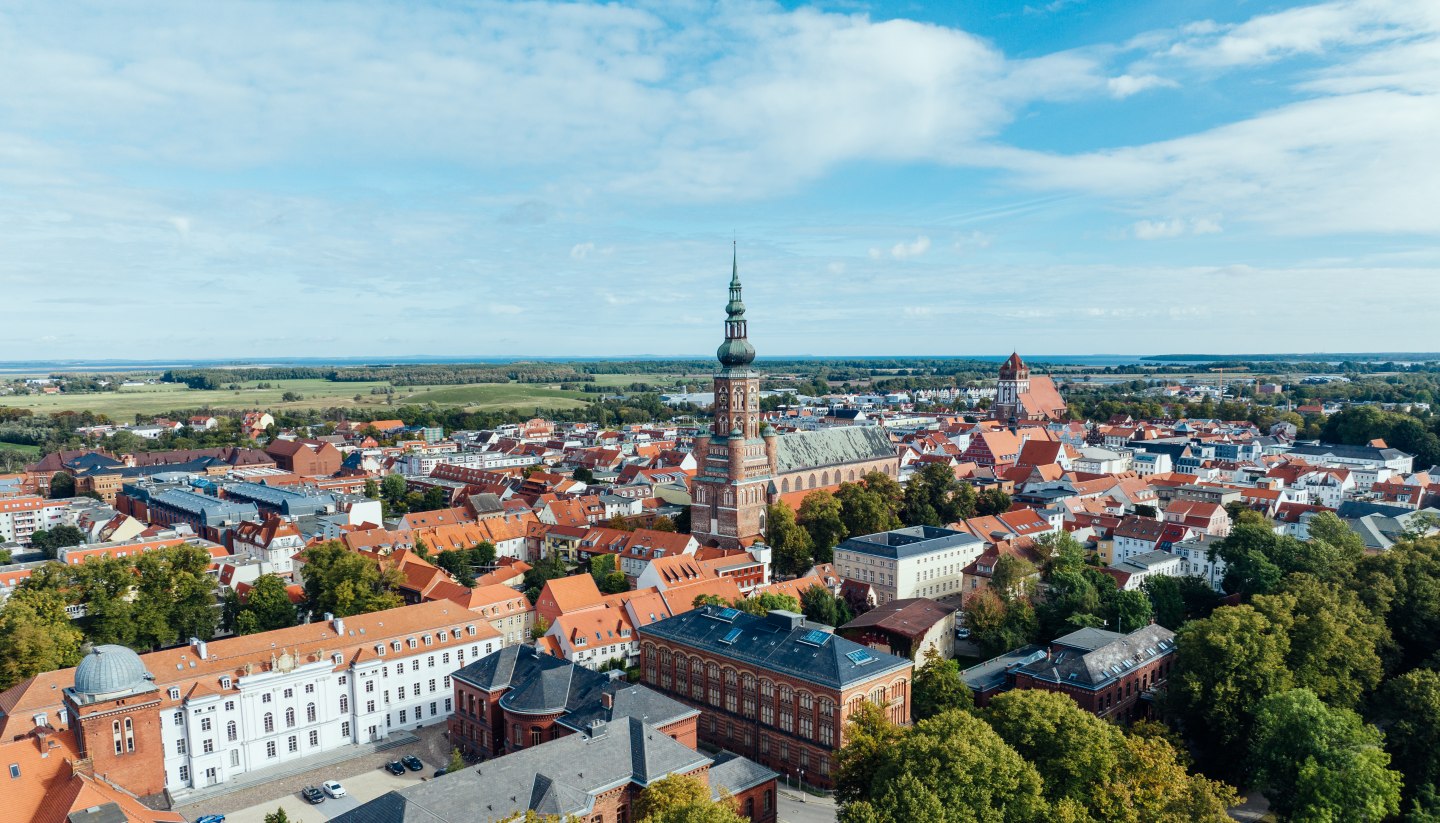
<box><xmin>1</xmin><ymin>352</ymin><xmax>1436</xmax><ymax>374</ymax></box>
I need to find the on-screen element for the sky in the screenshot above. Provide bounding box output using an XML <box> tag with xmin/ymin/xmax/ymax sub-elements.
<box><xmin>0</xmin><ymin>0</ymin><xmax>1436</xmax><ymax>360</ymax></box>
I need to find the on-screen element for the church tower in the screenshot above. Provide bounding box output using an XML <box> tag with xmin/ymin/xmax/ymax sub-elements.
<box><xmin>994</xmin><ymin>352</ymin><xmax>1031</xmax><ymax>423</ymax></box>
<box><xmin>691</xmin><ymin>246</ymin><xmax>774</xmax><ymax>548</ymax></box>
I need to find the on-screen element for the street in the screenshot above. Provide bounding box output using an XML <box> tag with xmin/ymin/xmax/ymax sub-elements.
<box><xmin>777</xmin><ymin>790</ymin><xmax>839</xmax><ymax>823</ymax></box>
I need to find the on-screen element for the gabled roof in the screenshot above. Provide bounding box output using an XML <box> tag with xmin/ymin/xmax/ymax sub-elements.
<box><xmin>774</xmin><ymin>426</ymin><xmax>896</xmax><ymax>474</ymax></box>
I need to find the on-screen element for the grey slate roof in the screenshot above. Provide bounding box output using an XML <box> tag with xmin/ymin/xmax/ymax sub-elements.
<box><xmin>775</xmin><ymin>426</ymin><xmax>895</xmax><ymax>474</ymax></box>
<box><xmin>454</xmin><ymin>645</ymin><xmax>695</xmax><ymax>729</ymax></box>
<box><xmin>836</xmin><ymin>525</ymin><xmax>982</xmax><ymax>561</ymax></box>
<box><xmin>1288</xmin><ymin>442</ymin><xmax>1412</xmax><ymax>461</ymax></box>
<box><xmin>639</xmin><ymin>605</ymin><xmax>912</xmax><ymax>690</ymax></box>
<box><xmin>331</xmin><ymin>718</ymin><xmax>713</xmax><ymax>823</ymax></box>
<box><xmin>1017</xmin><ymin>624</ymin><xmax>1175</xmax><ymax>690</ymax></box>
<box><xmin>709</xmin><ymin>751</ymin><xmax>779</xmax><ymax>799</ymax></box>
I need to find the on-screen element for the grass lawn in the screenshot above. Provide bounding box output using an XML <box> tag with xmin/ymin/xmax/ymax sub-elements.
<box><xmin>1</xmin><ymin>377</ymin><xmax>612</xmax><ymax>418</ymax></box>
<box><xmin>0</xmin><ymin>441</ymin><xmax>41</xmax><ymax>455</ymax></box>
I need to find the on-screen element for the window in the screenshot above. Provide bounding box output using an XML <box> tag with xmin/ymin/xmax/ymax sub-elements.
<box><xmin>531</xmin><ymin>727</ymin><xmax>543</xmax><ymax>746</ymax></box>
<box><xmin>443</xmin><ymin>676</ymin><xmax>450</xmax><ymax>689</ymax></box>
<box><xmin>168</xmin><ymin>688</ymin><xmax>181</xmax><ymax>700</ymax></box>
<box><xmin>7</xmin><ymin>765</ymin><xmax>18</xmax><ymax>779</ymax></box>
<box><xmin>179</xmin><ymin>765</ymin><xmax>189</xmax><ymax>783</ymax></box>
<box><xmin>341</xmin><ymin>721</ymin><xmax>350</xmax><ymax>738</ymax></box>
<box><xmin>340</xmin><ymin>696</ymin><xmax>349</xmax><ymax>713</ymax></box>
<box><xmin>427</xmin><ymin>655</ymin><xmax>435</xmax><ymax>668</ymax></box>
<box><xmin>227</xmin><ymin>721</ymin><xmax>237</xmax><ymax>742</ymax></box>
<box><xmin>429</xmin><ymin>679</ymin><xmax>437</xmax><ymax>693</ymax></box>
<box><xmin>430</xmin><ymin>702</ymin><xmax>438</xmax><ymax>717</ymax></box>
<box><xmin>263</xmin><ymin>713</ymin><xmax>274</xmax><ymax>733</ymax></box>
<box><xmin>307</xmin><ymin>703</ymin><xmax>316</xmax><ymax>723</ymax></box>
<box><xmin>288</xmin><ymin>735</ymin><xmax>298</xmax><ymax>753</ymax></box>
<box><xmin>200</xmin><ymin>717</ymin><xmax>211</xmax><ymax>732</ymax></box>
<box><xmin>262</xmin><ymin>693</ymin><xmax>272</xmax><ymax>704</ymax></box>
<box><xmin>398</xmin><ymin>686</ymin><xmax>406</xmax><ymax>700</ymax></box>
<box><xmin>266</xmin><ymin>741</ymin><xmax>277</xmax><ymax>758</ymax></box>
<box><xmin>283</xmin><ymin>688</ymin><xmax>293</xmax><ymax>699</ymax></box>
<box><xmin>309</xmin><ymin>730</ymin><xmax>319</xmax><ymax>747</ymax></box>
<box><xmin>366</xmin><ymin>680</ymin><xmax>375</xmax><ymax>693</ymax></box>
<box><xmin>202</xmin><ymin>739</ymin><xmax>214</xmax><ymax>754</ymax></box>
<box><xmin>411</xmin><ymin>660</ymin><xmax>420</xmax><ymax>673</ymax></box>
<box><xmin>173</xmin><ymin>711</ymin><xmax>183</xmax><ymax>726</ymax></box>
<box><xmin>366</xmin><ymin>701</ymin><xmax>375</xmax><ymax>713</ymax></box>
<box><xmin>305</xmin><ymin>683</ymin><xmax>314</xmax><ymax>693</ymax></box>
<box><xmin>124</xmin><ymin>718</ymin><xmax>134</xmax><ymax>753</ymax></box>
<box><xmin>231</xmin><ymin>750</ymin><xmax>240</xmax><ymax>767</ymax></box>
<box><xmin>220</xmin><ymin>676</ymin><xmax>231</xmax><ymax>689</ymax></box>
<box><xmin>338</xmin><ymin>675</ymin><xmax>347</xmax><ymax>686</ymax></box>
<box><xmin>444</xmin><ymin>698</ymin><xmax>452</xmax><ymax>712</ymax></box>
<box><xmin>285</xmin><ymin>708</ymin><xmax>295</xmax><ymax>728</ymax></box>
<box><xmin>400</xmin><ymin>709</ymin><xmax>407</xmax><ymax>723</ymax></box>
<box><xmin>224</xmin><ymin>700</ymin><xmax>234</xmax><ymax>711</ymax></box>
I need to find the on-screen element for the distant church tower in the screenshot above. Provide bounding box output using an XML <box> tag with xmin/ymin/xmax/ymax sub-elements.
<box><xmin>691</xmin><ymin>246</ymin><xmax>776</xmax><ymax>548</ymax></box>
<box><xmin>994</xmin><ymin>352</ymin><xmax>1031</xmax><ymax>423</ymax></box>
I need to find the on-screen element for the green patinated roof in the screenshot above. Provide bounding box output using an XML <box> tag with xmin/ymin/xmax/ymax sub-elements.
<box><xmin>775</xmin><ymin>426</ymin><xmax>896</xmax><ymax>475</ymax></box>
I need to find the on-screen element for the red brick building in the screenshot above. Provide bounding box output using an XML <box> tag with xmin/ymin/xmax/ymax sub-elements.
<box><xmin>264</xmin><ymin>438</ymin><xmax>342</xmax><ymax>477</ymax></box>
<box><xmin>638</xmin><ymin>606</ymin><xmax>914</xmax><ymax>789</ymax></box>
<box><xmin>448</xmin><ymin>644</ymin><xmax>698</xmax><ymax>761</ymax></box>
<box><xmin>1006</xmin><ymin>624</ymin><xmax>1175</xmax><ymax>721</ymax></box>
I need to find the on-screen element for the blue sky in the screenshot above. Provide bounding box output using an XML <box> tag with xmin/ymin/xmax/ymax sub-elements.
<box><xmin>0</xmin><ymin>0</ymin><xmax>1436</xmax><ymax>359</ymax></box>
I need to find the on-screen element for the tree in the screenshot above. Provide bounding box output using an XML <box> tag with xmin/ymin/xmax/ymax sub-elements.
<box><xmin>985</xmin><ymin>689</ymin><xmax>1121</xmax><ymax>806</ymax></box>
<box><xmin>0</xmin><ymin>588</ymin><xmax>85</xmax><ymax>690</ymax></box>
<box><xmin>1091</xmin><ymin>730</ymin><xmax>1239</xmax><ymax>822</ymax></box>
<box><xmin>1376</xmin><ymin>668</ymin><xmax>1440</xmax><ymax>805</ymax></box>
<box><xmin>835</xmin><ymin>481</ymin><xmax>900</xmax><ymax>538</ymax></box>
<box><xmin>734</xmin><ymin>592</ymin><xmax>801</xmax><ymax>617</ymax></box>
<box><xmin>48</xmin><ymin>472</ymin><xmax>76</xmax><ymax>499</ymax></box>
<box><xmin>381</xmin><ymin>472</ymin><xmax>407</xmax><ymax>501</ymax></box>
<box><xmin>589</xmin><ymin>554</ymin><xmax>629</xmax><ymax>594</ymax></box>
<box><xmin>848</xmin><ymin>709</ymin><xmax>1048</xmax><ymax>823</ymax></box>
<box><xmin>1250</xmin><ymin>689</ymin><xmax>1401</xmax><ymax>823</ymax></box>
<box><xmin>797</xmin><ymin>490</ymin><xmax>847</xmax><ymax>563</ymax></box>
<box><xmin>132</xmin><ymin>544</ymin><xmax>219</xmax><ymax>649</ymax></box>
<box><xmin>0</xmin><ymin>548</ymin><xmax>10</xmax><ymax>565</ymax></box>
<box><xmin>300</xmin><ymin>541</ymin><xmax>404</xmax><ymax>618</ymax></box>
<box><xmin>231</xmin><ymin>574</ymin><xmax>298</xmax><ymax>635</ymax></box>
<box><xmin>29</xmin><ymin>525</ymin><xmax>86</xmax><ymax>558</ymax></box>
<box><xmin>1170</xmin><ymin>605</ymin><xmax>1293</xmax><ymax>774</ymax></box>
<box><xmin>530</xmin><ymin>616</ymin><xmax>550</xmax><ymax>641</ymax></box>
<box><xmin>764</xmin><ymin>503</ymin><xmax>814</xmax><ymax>577</ymax></box>
<box><xmin>263</xmin><ymin>809</ymin><xmax>291</xmax><ymax>823</ymax></box>
<box><xmin>634</xmin><ymin>773</ymin><xmax>744</xmax><ymax>823</ymax></box>
<box><xmin>650</xmin><ymin>515</ymin><xmax>676</xmax><ymax>532</ymax></box>
<box><xmin>901</xmin><ymin>463</ymin><xmax>973</xmax><ymax>526</ymax></box>
<box><xmin>1106</xmin><ymin>588</ymin><xmax>1153</xmax><ymax>635</ymax></box>
<box><xmin>975</xmin><ymin>487</ymin><xmax>1011</xmax><ymax>517</ymax></box>
<box><xmin>572</xmin><ymin>466</ymin><xmax>595</xmax><ymax>484</ymax></box>
<box><xmin>1252</xmin><ymin>574</ymin><xmax>1385</xmax><ymax>709</ymax></box>
<box><xmin>835</xmin><ymin>701</ymin><xmax>902</xmax><ymax>805</ymax></box>
<box><xmin>363</xmin><ymin>478</ymin><xmax>379</xmax><ymax>499</ymax></box>
<box><xmin>911</xmin><ymin>646</ymin><xmax>972</xmax><ymax>721</ymax></box>
<box><xmin>990</xmin><ymin>554</ymin><xmax>1036</xmax><ymax>600</ymax></box>
<box><xmin>446</xmin><ymin>746</ymin><xmax>466</xmax><ymax>774</ymax></box>
<box><xmin>799</xmin><ymin>583</ymin><xmax>852</xmax><ymax>627</ymax></box>
<box><xmin>1143</xmin><ymin>575</ymin><xmax>1221</xmax><ymax>630</ymax></box>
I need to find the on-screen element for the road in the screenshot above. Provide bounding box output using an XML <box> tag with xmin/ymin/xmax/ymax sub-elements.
<box><xmin>777</xmin><ymin>790</ymin><xmax>838</xmax><ymax>823</ymax></box>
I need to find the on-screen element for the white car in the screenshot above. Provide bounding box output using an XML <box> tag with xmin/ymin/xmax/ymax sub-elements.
<box><xmin>323</xmin><ymin>781</ymin><xmax>347</xmax><ymax>799</ymax></box>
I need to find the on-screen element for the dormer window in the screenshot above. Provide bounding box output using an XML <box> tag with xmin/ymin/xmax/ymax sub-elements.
<box><xmin>220</xmin><ymin>676</ymin><xmax>232</xmax><ymax>689</ymax></box>
<box><xmin>168</xmin><ymin>688</ymin><xmax>181</xmax><ymax>700</ymax></box>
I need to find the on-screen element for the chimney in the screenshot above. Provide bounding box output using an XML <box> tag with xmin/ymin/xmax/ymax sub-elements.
<box><xmin>190</xmin><ymin>637</ymin><xmax>208</xmax><ymax>660</ymax></box>
<box><xmin>601</xmin><ymin>691</ymin><xmax>614</xmax><ymax>711</ymax></box>
<box><xmin>330</xmin><ymin>614</ymin><xmax>345</xmax><ymax>634</ymax></box>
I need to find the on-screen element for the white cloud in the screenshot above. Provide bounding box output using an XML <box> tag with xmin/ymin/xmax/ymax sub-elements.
<box><xmin>1106</xmin><ymin>74</ymin><xmax>1177</xmax><ymax>98</ymax></box>
<box><xmin>1162</xmin><ymin>0</ymin><xmax>1434</xmax><ymax>68</ymax></box>
<box><xmin>890</xmin><ymin>235</ymin><xmax>931</xmax><ymax>259</ymax></box>
<box><xmin>1131</xmin><ymin>216</ymin><xmax>1222</xmax><ymax>239</ymax></box>
<box><xmin>570</xmin><ymin>242</ymin><xmax>596</xmax><ymax>260</ymax></box>
<box><xmin>952</xmin><ymin>231</ymin><xmax>993</xmax><ymax>252</ymax></box>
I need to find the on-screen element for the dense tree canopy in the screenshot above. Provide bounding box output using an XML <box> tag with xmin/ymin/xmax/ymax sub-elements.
<box><xmin>797</xmin><ymin>490</ymin><xmax>847</xmax><ymax>564</ymax></box>
<box><xmin>764</xmin><ymin>503</ymin><xmax>813</xmax><ymax>577</ymax></box>
<box><xmin>1250</xmin><ymin>689</ymin><xmax>1401</xmax><ymax>822</ymax></box>
<box><xmin>300</xmin><ymin>541</ymin><xmax>404</xmax><ymax>618</ymax></box>
<box><xmin>911</xmin><ymin>647</ymin><xmax>973</xmax><ymax>721</ymax></box>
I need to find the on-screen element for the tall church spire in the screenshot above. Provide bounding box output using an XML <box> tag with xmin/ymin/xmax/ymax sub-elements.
<box><xmin>717</xmin><ymin>243</ymin><xmax>756</xmax><ymax>368</ymax></box>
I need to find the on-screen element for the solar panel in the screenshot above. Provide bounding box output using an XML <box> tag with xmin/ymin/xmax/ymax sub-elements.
<box><xmin>704</xmin><ymin>607</ymin><xmax>741</xmax><ymax>623</ymax></box>
<box><xmin>845</xmin><ymin>649</ymin><xmax>874</xmax><ymax>665</ymax></box>
<box><xmin>797</xmin><ymin>629</ymin><xmax>830</xmax><ymax>647</ymax></box>
<box><xmin>719</xmin><ymin>628</ymin><xmax>743</xmax><ymax>645</ymax></box>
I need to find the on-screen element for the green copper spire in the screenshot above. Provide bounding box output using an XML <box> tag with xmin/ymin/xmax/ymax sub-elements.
<box><xmin>717</xmin><ymin>243</ymin><xmax>756</xmax><ymax>368</ymax></box>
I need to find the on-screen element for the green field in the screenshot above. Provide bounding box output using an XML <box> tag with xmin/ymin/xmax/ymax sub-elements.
<box><xmin>0</xmin><ymin>441</ymin><xmax>41</xmax><ymax>455</ymax></box>
<box><xmin>0</xmin><ymin>377</ymin><xmax>603</xmax><ymax>418</ymax></box>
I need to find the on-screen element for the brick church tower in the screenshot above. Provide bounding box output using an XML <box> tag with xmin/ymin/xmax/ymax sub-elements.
<box><xmin>993</xmin><ymin>352</ymin><xmax>1031</xmax><ymax>425</ymax></box>
<box><xmin>691</xmin><ymin>246</ymin><xmax>776</xmax><ymax>548</ymax></box>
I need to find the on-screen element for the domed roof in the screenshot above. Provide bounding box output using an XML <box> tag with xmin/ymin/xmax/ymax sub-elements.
<box><xmin>717</xmin><ymin>337</ymin><xmax>756</xmax><ymax>368</ymax></box>
<box><xmin>74</xmin><ymin>644</ymin><xmax>151</xmax><ymax>697</ymax></box>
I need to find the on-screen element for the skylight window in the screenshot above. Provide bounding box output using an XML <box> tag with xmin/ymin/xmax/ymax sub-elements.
<box><xmin>797</xmin><ymin>630</ymin><xmax>830</xmax><ymax>647</ymax></box>
<box><xmin>705</xmin><ymin>607</ymin><xmax>741</xmax><ymax>623</ymax></box>
<box><xmin>719</xmin><ymin>628</ymin><xmax>743</xmax><ymax>645</ymax></box>
<box><xmin>845</xmin><ymin>649</ymin><xmax>874</xmax><ymax>665</ymax></box>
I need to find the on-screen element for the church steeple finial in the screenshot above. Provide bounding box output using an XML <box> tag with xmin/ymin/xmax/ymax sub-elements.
<box><xmin>717</xmin><ymin>243</ymin><xmax>756</xmax><ymax>368</ymax></box>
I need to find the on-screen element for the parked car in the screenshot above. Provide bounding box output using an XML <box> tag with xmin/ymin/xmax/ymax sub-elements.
<box><xmin>323</xmin><ymin>780</ymin><xmax>347</xmax><ymax>799</ymax></box>
<box><xmin>385</xmin><ymin>760</ymin><xmax>407</xmax><ymax>776</ymax></box>
<box><xmin>955</xmin><ymin>627</ymin><xmax>971</xmax><ymax>639</ymax></box>
<box><xmin>401</xmin><ymin>755</ymin><xmax>424</xmax><ymax>772</ymax></box>
<box><xmin>301</xmin><ymin>786</ymin><xmax>325</xmax><ymax>804</ymax></box>
<box><xmin>195</xmin><ymin>816</ymin><xmax>225</xmax><ymax>823</ymax></box>
<box><xmin>433</xmin><ymin>768</ymin><xmax>448</xmax><ymax>778</ymax></box>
